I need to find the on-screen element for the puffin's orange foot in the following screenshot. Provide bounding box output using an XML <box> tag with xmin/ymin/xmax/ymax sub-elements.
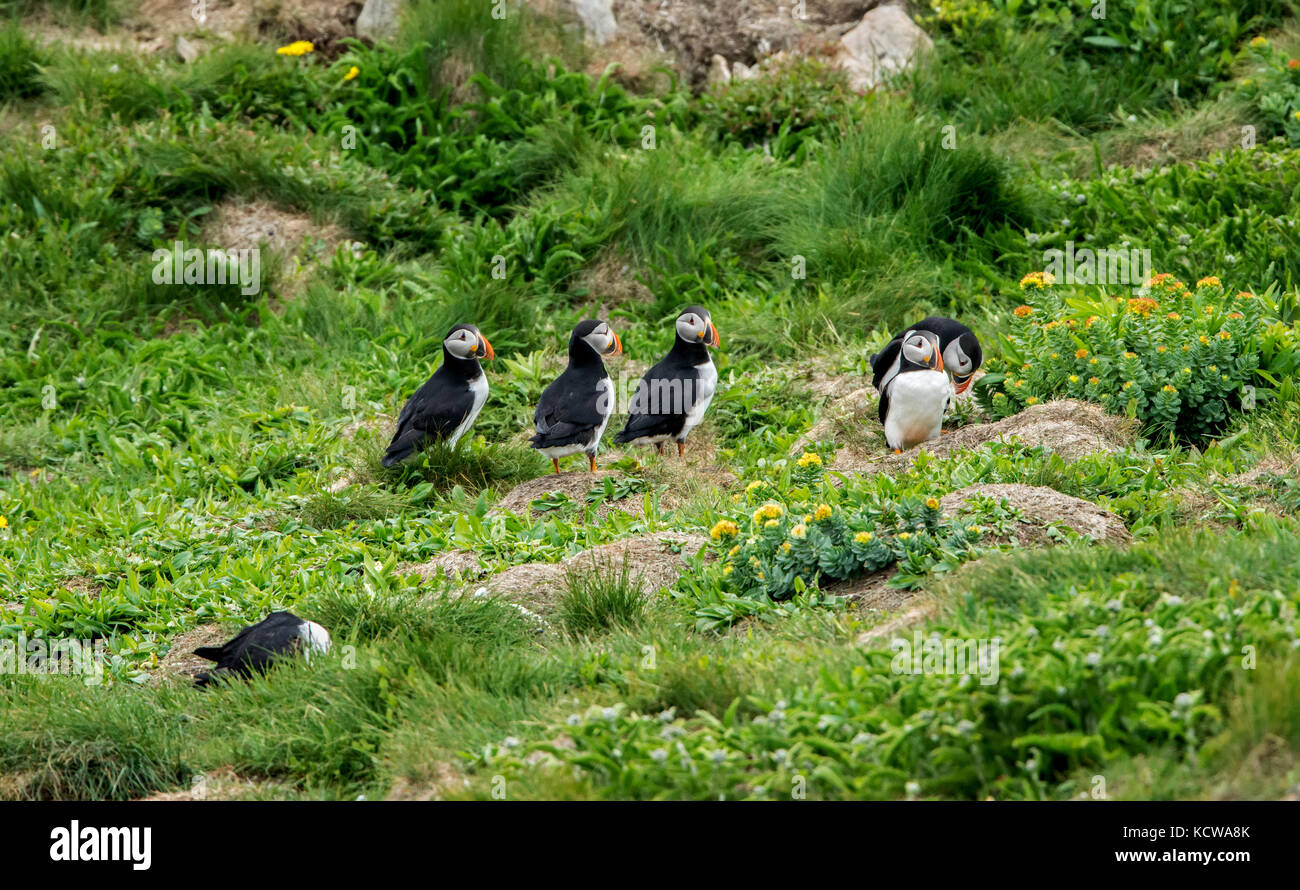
<box><xmin>552</xmin><ymin>458</ymin><xmax>561</xmax><ymax>475</ymax></box>
<box><xmin>677</xmin><ymin>441</ymin><xmax>685</xmax><ymax>458</ymax></box>
<box><xmin>941</xmin><ymin>429</ymin><xmax>951</xmax><ymax>435</ymax></box>
<box><xmin>588</xmin><ymin>454</ymin><xmax>597</xmax><ymax>472</ymax></box>
<box><xmin>892</xmin><ymin>448</ymin><xmax>902</xmax><ymax>454</ymax></box>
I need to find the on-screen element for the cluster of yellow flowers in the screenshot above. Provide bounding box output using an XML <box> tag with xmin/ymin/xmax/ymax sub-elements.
<box><xmin>1013</xmin><ymin>305</ymin><xmax>1034</xmax><ymax>318</ymax></box>
<box><xmin>710</xmin><ymin>520</ymin><xmax>739</xmax><ymax>541</ymax></box>
<box><xmin>752</xmin><ymin>503</ymin><xmax>784</xmax><ymax>524</ymax></box>
<box><xmin>1127</xmin><ymin>297</ymin><xmax>1159</xmax><ymax>316</ymax></box>
<box><xmin>1196</xmin><ymin>276</ymin><xmax>1221</xmax><ymax>288</ymax></box>
<box><xmin>1019</xmin><ymin>271</ymin><xmax>1055</xmax><ymax>290</ymax></box>
<box><xmin>796</xmin><ymin>452</ymin><xmax>822</xmax><ymax>468</ymax></box>
<box><xmin>813</xmin><ymin>504</ymin><xmax>833</xmax><ymax>521</ymax></box>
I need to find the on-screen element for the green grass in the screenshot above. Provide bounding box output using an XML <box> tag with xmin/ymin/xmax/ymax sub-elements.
<box><xmin>3</xmin><ymin>2</ymin><xmax>1300</xmax><ymax>801</ymax></box>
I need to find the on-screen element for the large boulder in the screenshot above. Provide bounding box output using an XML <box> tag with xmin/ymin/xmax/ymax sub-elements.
<box><xmin>834</xmin><ymin>4</ymin><xmax>933</xmax><ymax>90</ymax></box>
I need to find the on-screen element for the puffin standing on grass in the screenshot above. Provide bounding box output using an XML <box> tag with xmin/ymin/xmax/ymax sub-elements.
<box><xmin>382</xmin><ymin>323</ymin><xmax>495</xmax><ymax>468</ymax></box>
<box><xmin>878</xmin><ymin>316</ymin><xmax>983</xmax><ymax>395</ymax></box>
<box><xmin>532</xmin><ymin>319</ymin><xmax>623</xmax><ymax>474</ymax></box>
<box><xmin>870</xmin><ymin>328</ymin><xmax>950</xmax><ymax>452</ymax></box>
<box><xmin>615</xmin><ymin>306</ymin><xmax>721</xmax><ymax>458</ymax></box>
<box><xmin>192</xmin><ymin>611</ymin><xmax>331</xmax><ymax>688</ymax></box>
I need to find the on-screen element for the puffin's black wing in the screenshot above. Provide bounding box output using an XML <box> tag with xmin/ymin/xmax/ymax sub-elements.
<box><xmin>532</xmin><ymin>370</ymin><xmax>608</xmax><ymax>448</ymax></box>
<box><xmin>383</xmin><ymin>370</ymin><xmax>475</xmax><ymax>467</ymax></box>
<box><xmin>869</xmin><ymin>338</ymin><xmax>904</xmax><ymax>426</ymax></box>
<box><xmin>614</xmin><ymin>357</ymin><xmax>692</xmax><ymax>443</ymax></box>
<box><xmin>193</xmin><ymin>612</ymin><xmax>306</xmax><ymax>686</ymax></box>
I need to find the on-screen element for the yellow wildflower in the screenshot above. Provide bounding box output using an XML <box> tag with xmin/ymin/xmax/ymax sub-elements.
<box><xmin>0</xmin><ymin>516</ymin><xmax>7</xmax><ymax>529</ymax></box>
<box><xmin>1166</xmin><ymin>312</ymin><xmax>1180</xmax><ymax>320</ymax></box>
<box><xmin>276</xmin><ymin>40</ymin><xmax>315</xmax><ymax>56</ymax></box>
<box><xmin>814</xmin><ymin>504</ymin><xmax>833</xmax><ymax>521</ymax></box>
<box><xmin>924</xmin><ymin>497</ymin><xmax>940</xmax><ymax>511</ymax></box>
<box><xmin>1196</xmin><ymin>276</ymin><xmax>1221</xmax><ymax>288</ymax></box>
<box><xmin>1026</xmin><ymin>396</ymin><xmax>1039</xmax><ymax>405</ymax></box>
<box><xmin>797</xmin><ymin>451</ymin><xmax>823</xmax><ymax>468</ymax></box>
<box><xmin>344</xmin><ymin>65</ymin><xmax>360</xmax><ymax>81</ymax></box>
<box><xmin>1217</xmin><ymin>330</ymin><xmax>1231</xmax><ymax>340</ymax></box>
<box><xmin>1013</xmin><ymin>305</ymin><xmax>1034</xmax><ymax>317</ymax></box>
<box><xmin>1162</xmin><ymin>385</ymin><xmax>1178</xmax><ymax>394</ymax></box>
<box><xmin>1089</xmin><ymin>376</ymin><xmax>1100</xmax><ymax>385</ymax></box>
<box><xmin>1075</xmin><ymin>348</ymin><xmax>1088</xmax><ymax>359</ymax></box>
<box><xmin>854</xmin><ymin>531</ymin><xmax>873</xmax><ymax>544</ymax></box>
<box><xmin>710</xmin><ymin>520</ymin><xmax>739</xmax><ymax>541</ymax></box>
<box><xmin>791</xmin><ymin>524</ymin><xmax>807</xmax><ymax>539</ymax></box>
<box><xmin>765</xmin><ymin>519</ymin><xmax>779</xmax><ymax>529</ymax></box>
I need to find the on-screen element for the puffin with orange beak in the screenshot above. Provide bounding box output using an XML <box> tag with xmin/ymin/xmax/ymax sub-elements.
<box><xmin>382</xmin><ymin>323</ymin><xmax>495</xmax><ymax>467</ymax></box>
<box><xmin>870</xmin><ymin>328</ymin><xmax>950</xmax><ymax>453</ymax></box>
<box><xmin>532</xmin><ymin>319</ymin><xmax>623</xmax><ymax>474</ymax></box>
<box><xmin>615</xmin><ymin>305</ymin><xmax>720</xmax><ymax>458</ymax></box>
<box><xmin>875</xmin><ymin>316</ymin><xmax>983</xmax><ymax>397</ymax></box>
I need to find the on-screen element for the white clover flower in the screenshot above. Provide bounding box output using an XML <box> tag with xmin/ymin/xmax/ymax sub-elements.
<box><xmin>1085</xmin><ymin>652</ymin><xmax>1101</xmax><ymax>666</ymax></box>
<box><xmin>1095</xmin><ymin>625</ymin><xmax>1111</xmax><ymax>638</ymax></box>
<box><xmin>659</xmin><ymin>725</ymin><xmax>685</xmax><ymax>740</ymax></box>
<box><xmin>567</xmin><ymin>714</ymin><xmax>581</xmax><ymax>726</ymax></box>
<box><xmin>851</xmin><ymin>732</ymin><xmax>874</xmax><ymax>746</ymax></box>
<box><xmin>905</xmin><ymin>781</ymin><xmax>921</xmax><ymax>798</ymax></box>
<box><xmin>1025</xmin><ymin>757</ymin><xmax>1039</xmax><ymax>771</ymax></box>
<box><xmin>1202</xmin><ymin>630</ymin><xmax>1214</xmax><ymax>640</ymax></box>
<box><xmin>1076</xmin><ymin>194</ymin><xmax>1086</xmax><ymax>204</ymax></box>
<box><xmin>657</xmin><ymin>708</ymin><xmax>677</xmax><ymax>723</ymax></box>
<box><xmin>998</xmin><ymin>694</ymin><xmax>1012</xmax><ymax>706</ymax></box>
<box><xmin>1144</xmin><ymin>619</ymin><xmax>1155</xmax><ymax>628</ymax></box>
<box><xmin>1026</xmin><ymin>232</ymin><xmax>1040</xmax><ymax>245</ymax></box>
<box><xmin>1225</xmin><ymin>254</ymin><xmax>1237</xmax><ymax>264</ymax></box>
<box><xmin>710</xmin><ymin>750</ymin><xmax>726</xmax><ymax>764</ymax></box>
<box><xmin>956</xmin><ymin>720</ymin><xmax>976</xmax><ymax>734</ymax></box>
<box><xmin>1011</xmin><ymin>666</ymin><xmax>1025</xmax><ymax>679</ymax></box>
<box><xmin>817</xmin><ymin>715</ymin><xmax>833</xmax><ymax>730</ymax></box>
<box><xmin>650</xmin><ymin>748</ymin><xmax>668</xmax><ymax>763</ymax></box>
<box><xmin>1177</xmin><ymin>233</ymin><xmax>1190</xmax><ymax>246</ymax></box>
<box><xmin>769</xmin><ymin>709</ymin><xmax>786</xmax><ymax>723</ymax></box>
<box><xmin>1164</xmin><ymin>595</ymin><xmax>1183</xmax><ymax>607</ymax></box>
<box><xmin>602</xmin><ymin>707</ymin><xmax>617</xmax><ymax>721</ymax></box>
<box><xmin>1025</xmin><ymin>626</ymin><xmax>1039</xmax><ymax>638</ymax></box>
<box><xmin>502</xmin><ymin>736</ymin><xmax>520</xmax><ymax>749</ymax></box>
<box><xmin>1056</xmin><ymin>686</ymin><xmax>1067</xmax><ymax>696</ymax></box>
<box><xmin>1174</xmin><ymin>692</ymin><xmax>1195</xmax><ymax>710</ymax></box>
<box><xmin>1052</xmin><ymin>639</ymin><xmax>1066</xmax><ymax>652</ymax></box>
<box><xmin>772</xmin><ymin>749</ymin><xmax>788</xmax><ymax>764</ymax></box>
<box><xmin>1061</xmin><ymin>218</ymin><xmax>1072</xmax><ymax>228</ymax></box>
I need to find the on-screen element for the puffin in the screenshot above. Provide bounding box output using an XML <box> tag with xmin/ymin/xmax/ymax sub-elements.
<box><xmin>869</xmin><ymin>328</ymin><xmax>950</xmax><ymax>452</ymax></box>
<box><xmin>382</xmin><ymin>323</ymin><xmax>495</xmax><ymax>467</ymax></box>
<box><xmin>876</xmin><ymin>316</ymin><xmax>982</xmax><ymax>396</ymax></box>
<box><xmin>192</xmin><ymin>611</ymin><xmax>331</xmax><ymax>688</ymax></box>
<box><xmin>614</xmin><ymin>306</ymin><xmax>720</xmax><ymax>458</ymax></box>
<box><xmin>531</xmin><ymin>319</ymin><xmax>623</xmax><ymax>474</ymax></box>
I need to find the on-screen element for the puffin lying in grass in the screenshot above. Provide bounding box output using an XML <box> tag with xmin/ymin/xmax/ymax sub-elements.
<box><xmin>531</xmin><ymin>319</ymin><xmax>623</xmax><ymax>474</ymax></box>
<box><xmin>615</xmin><ymin>305</ymin><xmax>720</xmax><ymax>458</ymax></box>
<box><xmin>382</xmin><ymin>323</ymin><xmax>495</xmax><ymax>468</ymax></box>
<box><xmin>193</xmin><ymin>611</ymin><xmax>331</xmax><ymax>688</ymax></box>
<box><xmin>870</xmin><ymin>328</ymin><xmax>950</xmax><ymax>452</ymax></box>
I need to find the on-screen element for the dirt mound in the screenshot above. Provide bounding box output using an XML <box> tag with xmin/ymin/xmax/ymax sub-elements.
<box><xmin>492</xmin><ymin>461</ymin><xmax>735</xmax><ymax>520</ymax></box>
<box><xmin>151</xmin><ymin>623</ymin><xmax>227</xmax><ymax>684</ymax></box>
<box><xmin>399</xmin><ymin>549</ymin><xmax>486</xmax><ymax>583</ymax></box>
<box><xmin>203</xmin><ymin>197</ymin><xmax>347</xmax><ymax>260</ymax></box>
<box><xmin>940</xmin><ymin>483</ymin><xmax>1131</xmax><ymax>546</ymax></box>
<box><xmin>426</xmin><ymin>531</ymin><xmax>708</xmax><ymax>614</ymax></box>
<box><xmin>852</xmin><ymin>400</ymin><xmax>1136</xmax><ymax>474</ymax></box>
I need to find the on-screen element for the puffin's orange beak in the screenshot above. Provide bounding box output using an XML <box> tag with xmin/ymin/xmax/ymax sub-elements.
<box><xmin>932</xmin><ymin>350</ymin><xmax>944</xmax><ymax>373</ymax></box>
<box><xmin>604</xmin><ymin>329</ymin><xmax>622</xmax><ymax>356</ymax></box>
<box><xmin>708</xmin><ymin>321</ymin><xmax>721</xmax><ymax>349</ymax></box>
<box><xmin>477</xmin><ymin>334</ymin><xmax>495</xmax><ymax>360</ymax></box>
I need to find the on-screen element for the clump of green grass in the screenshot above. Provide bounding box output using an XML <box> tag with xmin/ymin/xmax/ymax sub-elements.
<box><xmin>378</xmin><ymin>438</ymin><xmax>547</xmax><ymax>496</ymax></box>
<box><xmin>558</xmin><ymin>556</ymin><xmax>647</xmax><ymax>636</ymax></box>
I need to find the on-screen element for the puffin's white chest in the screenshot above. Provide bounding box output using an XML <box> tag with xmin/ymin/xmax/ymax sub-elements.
<box><xmin>681</xmin><ymin>360</ymin><xmax>717</xmax><ymax>437</ymax></box>
<box><xmin>450</xmin><ymin>374</ymin><xmax>489</xmax><ymax>448</ymax></box>
<box><xmin>883</xmin><ymin>370</ymin><xmax>949</xmax><ymax>451</ymax></box>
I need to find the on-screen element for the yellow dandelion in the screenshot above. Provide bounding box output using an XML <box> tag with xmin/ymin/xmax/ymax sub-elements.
<box><xmin>276</xmin><ymin>40</ymin><xmax>315</xmax><ymax>56</ymax></box>
<box><xmin>344</xmin><ymin>65</ymin><xmax>360</xmax><ymax>81</ymax></box>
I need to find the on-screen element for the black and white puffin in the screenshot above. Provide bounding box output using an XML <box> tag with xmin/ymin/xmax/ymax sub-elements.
<box><xmin>192</xmin><ymin>611</ymin><xmax>331</xmax><ymax>687</ymax></box>
<box><xmin>531</xmin><ymin>319</ymin><xmax>623</xmax><ymax>474</ymax></box>
<box><xmin>877</xmin><ymin>316</ymin><xmax>982</xmax><ymax>395</ymax></box>
<box><xmin>869</xmin><ymin>328</ymin><xmax>950</xmax><ymax>452</ymax></box>
<box><xmin>382</xmin><ymin>323</ymin><xmax>495</xmax><ymax>467</ymax></box>
<box><xmin>614</xmin><ymin>306</ymin><xmax>721</xmax><ymax>457</ymax></box>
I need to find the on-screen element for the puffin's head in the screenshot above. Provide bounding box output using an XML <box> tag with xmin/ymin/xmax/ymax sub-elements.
<box><xmin>444</xmin><ymin>324</ymin><xmax>494</xmax><ymax>361</ymax></box>
<box><xmin>900</xmin><ymin>329</ymin><xmax>943</xmax><ymax>372</ymax></box>
<box><xmin>573</xmin><ymin>319</ymin><xmax>623</xmax><ymax>357</ymax></box>
<box><xmin>943</xmin><ymin>331</ymin><xmax>982</xmax><ymax>394</ymax></box>
<box><xmin>675</xmin><ymin>306</ymin><xmax>720</xmax><ymax>348</ymax></box>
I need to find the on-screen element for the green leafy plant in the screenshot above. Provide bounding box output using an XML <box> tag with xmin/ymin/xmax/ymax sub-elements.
<box><xmin>978</xmin><ymin>272</ymin><xmax>1300</xmax><ymax>440</ymax></box>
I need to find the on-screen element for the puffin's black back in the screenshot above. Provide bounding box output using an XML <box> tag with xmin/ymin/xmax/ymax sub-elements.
<box><xmin>383</xmin><ymin>324</ymin><xmax>485</xmax><ymax>467</ymax></box>
<box><xmin>532</xmin><ymin>321</ymin><xmax>611</xmax><ymax>448</ymax></box>
<box><xmin>193</xmin><ymin>611</ymin><xmax>310</xmax><ymax>687</ymax></box>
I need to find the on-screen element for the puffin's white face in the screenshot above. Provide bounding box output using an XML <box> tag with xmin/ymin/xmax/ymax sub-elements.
<box><xmin>901</xmin><ymin>330</ymin><xmax>942</xmax><ymax>371</ymax></box>
<box><xmin>445</xmin><ymin>327</ymin><xmax>494</xmax><ymax>361</ymax></box>
<box><xmin>445</xmin><ymin>328</ymin><xmax>478</xmax><ymax>359</ymax></box>
<box><xmin>942</xmin><ymin>340</ymin><xmax>973</xmax><ymax>376</ymax></box>
<box><xmin>582</xmin><ymin>322</ymin><xmax>622</xmax><ymax>356</ymax></box>
<box><xmin>675</xmin><ymin>311</ymin><xmax>718</xmax><ymax>346</ymax></box>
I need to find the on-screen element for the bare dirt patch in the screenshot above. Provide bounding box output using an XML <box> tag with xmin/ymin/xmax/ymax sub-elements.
<box><xmin>409</xmin><ymin>531</ymin><xmax>709</xmax><ymax>615</ymax></box>
<box><xmin>399</xmin><ymin>549</ymin><xmax>487</xmax><ymax>583</ymax></box>
<box><xmin>940</xmin><ymin>483</ymin><xmax>1132</xmax><ymax>546</ymax></box>
<box><xmin>150</xmin><ymin>622</ymin><xmax>227</xmax><ymax>684</ymax></box>
<box><xmin>138</xmin><ymin>766</ymin><xmax>287</xmax><ymax>801</ymax></box>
